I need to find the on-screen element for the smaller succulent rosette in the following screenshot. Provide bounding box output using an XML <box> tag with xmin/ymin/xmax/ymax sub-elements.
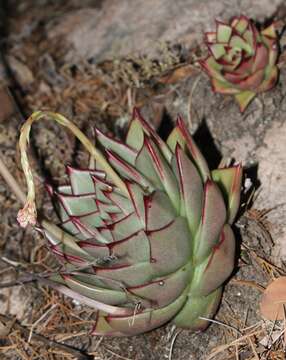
<box><xmin>200</xmin><ymin>16</ymin><xmax>279</xmax><ymax>112</ymax></box>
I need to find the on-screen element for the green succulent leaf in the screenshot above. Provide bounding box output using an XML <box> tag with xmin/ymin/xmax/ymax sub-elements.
<box><xmin>216</xmin><ymin>22</ymin><xmax>232</xmax><ymax>43</ymax></box>
<box><xmin>211</xmin><ymin>164</ymin><xmax>242</xmax><ymax>224</ymax></box>
<box><xmin>172</xmin><ymin>287</ymin><xmax>222</xmax><ymax>330</ymax></box>
<box><xmin>231</xmin><ymin>16</ymin><xmax>249</xmax><ymax>34</ymax></box>
<box><xmin>191</xmin><ymin>224</ymin><xmax>235</xmax><ymax>296</ymax></box>
<box><xmin>173</xmin><ymin>145</ymin><xmax>203</xmax><ymax>237</ymax></box>
<box><xmin>96</xmin><ymin>128</ymin><xmax>137</xmax><ymax>165</ymax></box>
<box><xmin>209</xmin><ymin>43</ymin><xmax>226</xmax><ymax>59</ymax></box>
<box><xmin>234</xmin><ymin>90</ymin><xmax>256</xmax><ymax>112</ymax></box>
<box><xmin>193</xmin><ymin>180</ymin><xmax>227</xmax><ymax>262</ymax></box>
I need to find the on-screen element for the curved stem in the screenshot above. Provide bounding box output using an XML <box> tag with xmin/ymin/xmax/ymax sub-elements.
<box><xmin>17</xmin><ymin>111</ymin><xmax>128</xmax><ymax>227</ymax></box>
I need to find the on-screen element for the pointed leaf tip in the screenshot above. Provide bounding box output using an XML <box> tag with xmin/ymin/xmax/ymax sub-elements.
<box><xmin>176</xmin><ymin>115</ymin><xmax>210</xmax><ymax>180</ymax></box>
<box><xmin>261</xmin><ymin>24</ymin><xmax>277</xmax><ymax>39</ymax></box>
<box><xmin>132</xmin><ymin>107</ymin><xmax>142</xmax><ymax>120</ymax></box>
<box><xmin>211</xmin><ymin>163</ymin><xmax>242</xmax><ymax>224</ymax></box>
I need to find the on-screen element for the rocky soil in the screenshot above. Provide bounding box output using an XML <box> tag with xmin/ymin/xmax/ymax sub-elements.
<box><xmin>0</xmin><ymin>1</ymin><xmax>285</xmax><ymax>359</ymax></box>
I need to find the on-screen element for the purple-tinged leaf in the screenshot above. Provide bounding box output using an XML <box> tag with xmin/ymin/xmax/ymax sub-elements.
<box><xmin>211</xmin><ymin>78</ymin><xmax>241</xmax><ymax>94</ymax></box>
<box><xmin>223</xmin><ymin>70</ymin><xmax>248</xmax><ymax>84</ymax></box>
<box><xmin>49</xmin><ymin>245</ymin><xmax>87</xmax><ymax>266</ymax></box>
<box><xmin>135</xmin><ymin>138</ymin><xmax>163</xmax><ymax>190</ymax></box>
<box><xmin>92</xmin><ymin>315</ymin><xmax>126</xmax><ymax>337</ymax></box>
<box><xmin>126</xmin><ymin>182</ymin><xmax>146</xmax><ymax>229</ymax></box>
<box><xmin>173</xmin><ymin>145</ymin><xmax>203</xmax><ymax>236</ymax></box>
<box><xmin>235</xmin><ymin>69</ymin><xmax>265</xmax><ymax>91</ymax></box>
<box><xmin>106</xmin><ymin>150</ymin><xmax>154</xmax><ymax>193</ymax></box>
<box><xmin>78</xmin><ymin>240</ymin><xmax>110</xmax><ymax>258</ymax></box>
<box><xmin>231</xmin><ymin>56</ymin><xmax>254</xmax><ymax>76</ymax></box>
<box><xmin>96</xmin><ymin>128</ymin><xmax>137</xmax><ymax>165</ymax></box>
<box><xmin>194</xmin><ymin>180</ymin><xmax>226</xmax><ymax>262</ymax></box>
<box><xmin>145</xmin><ymin>191</ymin><xmax>176</xmax><ymax>231</ymax></box>
<box><xmin>172</xmin><ymin>287</ymin><xmax>222</xmax><ymax>330</ymax></box>
<box><xmin>91</xmin><ymin>174</ymin><xmax>116</xmax><ymax>205</ymax></box>
<box><xmin>219</xmin><ymin>49</ymin><xmax>242</xmax><ymax>70</ymax></box>
<box><xmin>176</xmin><ymin>116</ymin><xmax>210</xmax><ymax>181</ymax></box>
<box><xmin>191</xmin><ymin>224</ymin><xmax>235</xmax><ymax>296</ymax></box>
<box><xmin>103</xmin><ymin>187</ymin><xmax>134</xmax><ymax>215</ymax></box>
<box><xmin>70</xmin><ymin>212</ymin><xmax>107</xmax><ymax>237</ymax></box>
<box><xmin>41</xmin><ymin>220</ymin><xmax>95</xmax><ymax>264</ymax></box>
<box><xmin>128</xmin><ymin>263</ymin><xmax>192</xmax><ymax>308</ymax></box>
<box><xmin>132</xmin><ymin>108</ymin><xmax>173</xmax><ymax>162</ymax></box>
<box><xmin>61</xmin><ymin>274</ymin><xmax>128</xmax><ymax>304</ymax></box>
<box><xmin>39</xmin><ymin>276</ymin><xmax>134</xmax><ymax>316</ymax></box>
<box><xmin>95</xmin><ymin>262</ymin><xmax>153</xmax><ymax>287</ymax></box>
<box><xmin>149</xmin><ymin>217</ymin><xmax>192</xmax><ymax>276</ymax></box>
<box><xmin>126</xmin><ymin>114</ymin><xmax>145</xmax><ymax>151</ymax></box>
<box><xmin>109</xmin><ymin>230</ymin><xmax>150</xmax><ymax>265</ymax></box>
<box><xmin>61</xmin><ymin>218</ymin><xmax>82</xmax><ymax>237</ymax></box>
<box><xmin>199</xmin><ymin>56</ymin><xmax>225</xmax><ymax>82</ymax></box>
<box><xmin>143</xmin><ymin>136</ymin><xmax>180</xmax><ymax>211</ymax></box>
<box><xmin>105</xmin><ymin>288</ymin><xmax>188</xmax><ymax>335</ymax></box>
<box><xmin>108</xmin><ymin>212</ymin><xmax>143</xmax><ymax>242</ymax></box>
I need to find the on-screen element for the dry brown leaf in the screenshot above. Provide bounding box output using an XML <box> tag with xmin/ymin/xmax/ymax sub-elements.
<box><xmin>260</xmin><ymin>277</ymin><xmax>286</xmax><ymax>320</ymax></box>
<box><xmin>158</xmin><ymin>64</ymin><xmax>198</xmax><ymax>84</ymax></box>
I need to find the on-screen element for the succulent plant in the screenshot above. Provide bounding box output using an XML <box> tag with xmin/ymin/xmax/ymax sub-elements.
<box><xmin>18</xmin><ymin>110</ymin><xmax>242</xmax><ymax>336</ymax></box>
<box><xmin>200</xmin><ymin>16</ymin><xmax>279</xmax><ymax>112</ymax></box>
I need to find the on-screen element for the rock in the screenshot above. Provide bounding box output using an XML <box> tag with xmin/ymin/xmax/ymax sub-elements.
<box><xmin>7</xmin><ymin>56</ymin><xmax>34</xmax><ymax>88</ymax></box>
<box><xmin>0</xmin><ymin>284</ymin><xmax>31</xmax><ymax>320</ymax></box>
<box><xmin>46</xmin><ymin>0</ymin><xmax>283</xmax><ymax>62</ymax></box>
<box><xmin>255</xmin><ymin>121</ymin><xmax>286</xmax><ymax>262</ymax></box>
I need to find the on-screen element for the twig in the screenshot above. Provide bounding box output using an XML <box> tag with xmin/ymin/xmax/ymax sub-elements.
<box><xmin>199</xmin><ymin>316</ymin><xmax>243</xmax><ymax>335</ymax></box>
<box><xmin>205</xmin><ymin>328</ymin><xmax>265</xmax><ymax>360</ymax></box>
<box><xmin>168</xmin><ymin>329</ymin><xmax>181</xmax><ymax>360</ymax></box>
<box><xmin>230</xmin><ymin>279</ymin><xmax>265</xmax><ymax>292</ymax></box>
<box><xmin>0</xmin><ymin>313</ymin><xmax>93</xmax><ymax>360</ymax></box>
<box><xmin>104</xmin><ymin>347</ymin><xmax>134</xmax><ymax>360</ymax></box>
<box><xmin>0</xmin><ymin>257</ymin><xmax>134</xmax><ymax>316</ymax></box>
<box><xmin>0</xmin><ymin>275</ymin><xmax>38</xmax><ymax>289</ymax></box>
<box><xmin>28</xmin><ymin>303</ymin><xmax>57</xmax><ymax>343</ymax></box>
<box><xmin>248</xmin><ymin>336</ymin><xmax>259</xmax><ymax>360</ymax></box>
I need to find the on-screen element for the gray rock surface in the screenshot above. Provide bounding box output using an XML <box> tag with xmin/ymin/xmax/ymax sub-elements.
<box><xmin>47</xmin><ymin>0</ymin><xmax>283</xmax><ymax>61</ymax></box>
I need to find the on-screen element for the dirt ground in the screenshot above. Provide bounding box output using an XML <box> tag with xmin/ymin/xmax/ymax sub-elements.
<box><xmin>0</xmin><ymin>0</ymin><xmax>286</xmax><ymax>359</ymax></box>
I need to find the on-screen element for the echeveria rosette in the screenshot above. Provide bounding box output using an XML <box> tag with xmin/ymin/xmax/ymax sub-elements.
<box><xmin>18</xmin><ymin>109</ymin><xmax>242</xmax><ymax>336</ymax></box>
<box><xmin>199</xmin><ymin>16</ymin><xmax>279</xmax><ymax>112</ymax></box>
